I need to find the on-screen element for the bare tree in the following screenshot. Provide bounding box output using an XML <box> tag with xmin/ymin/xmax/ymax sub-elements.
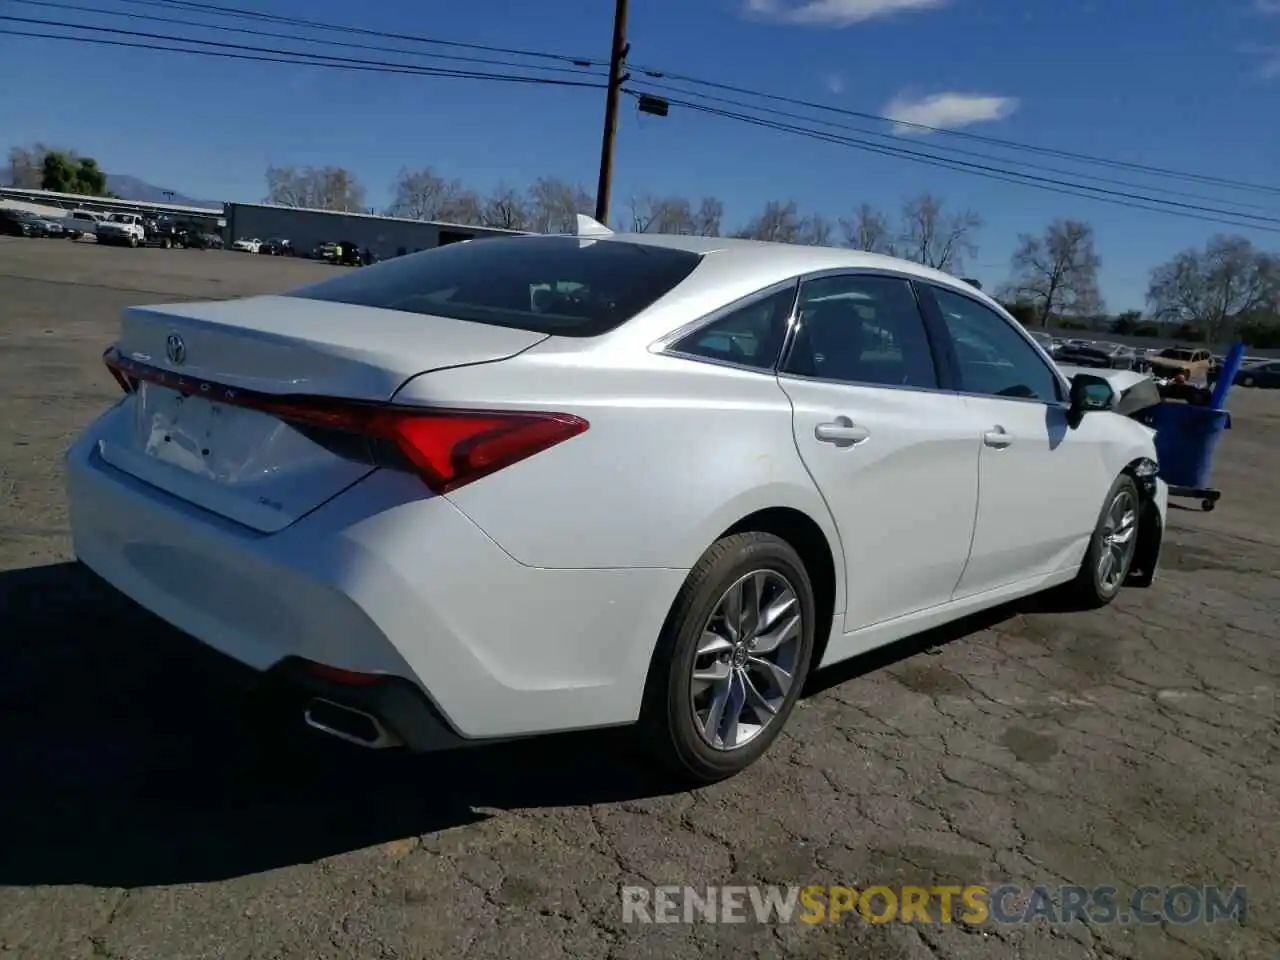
<box><xmin>481</xmin><ymin>183</ymin><xmax>529</xmax><ymax>230</ymax></box>
<box><xmin>734</xmin><ymin>200</ymin><xmax>805</xmax><ymax>242</ymax></box>
<box><xmin>1147</xmin><ymin>235</ymin><xmax>1280</xmax><ymax>342</ymax></box>
<box><xmin>526</xmin><ymin>177</ymin><xmax>594</xmax><ymax>233</ymax></box>
<box><xmin>692</xmin><ymin>197</ymin><xmax>724</xmax><ymax>237</ymax></box>
<box><xmin>797</xmin><ymin>213</ymin><xmax>834</xmax><ymax>247</ymax></box>
<box><xmin>839</xmin><ymin>202</ymin><xmax>896</xmax><ymax>255</ymax></box>
<box><xmin>386</xmin><ymin>166</ymin><xmax>478</xmax><ymax>221</ymax></box>
<box><xmin>265</xmin><ymin>165</ymin><xmax>366</xmax><ymax>212</ymax></box>
<box><xmin>898</xmin><ymin>192</ymin><xmax>982</xmax><ymax>272</ymax></box>
<box><xmin>8</xmin><ymin>143</ymin><xmax>55</xmax><ymax>188</ymax></box>
<box><xmin>628</xmin><ymin>194</ymin><xmax>696</xmax><ymax>234</ymax></box>
<box><xmin>1002</xmin><ymin>219</ymin><xmax>1103</xmax><ymax>326</ymax></box>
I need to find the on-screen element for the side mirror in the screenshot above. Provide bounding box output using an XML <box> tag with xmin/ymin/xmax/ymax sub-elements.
<box><xmin>1068</xmin><ymin>373</ymin><xmax>1115</xmax><ymax>428</ymax></box>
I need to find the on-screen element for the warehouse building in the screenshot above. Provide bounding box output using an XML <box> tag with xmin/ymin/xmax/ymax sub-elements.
<box><xmin>223</xmin><ymin>202</ymin><xmax>527</xmax><ymax>259</ymax></box>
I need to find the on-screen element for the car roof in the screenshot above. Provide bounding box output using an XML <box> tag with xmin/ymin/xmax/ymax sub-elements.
<box><xmin>585</xmin><ymin>230</ymin><xmax>956</xmax><ymax>280</ymax></box>
<box><xmin>519</xmin><ymin>230</ymin><xmax>1010</xmax><ymax>344</ymax></box>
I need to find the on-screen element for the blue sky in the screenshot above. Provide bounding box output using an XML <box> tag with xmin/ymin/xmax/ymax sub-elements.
<box><xmin>3</xmin><ymin>0</ymin><xmax>1279</xmax><ymax>310</ymax></box>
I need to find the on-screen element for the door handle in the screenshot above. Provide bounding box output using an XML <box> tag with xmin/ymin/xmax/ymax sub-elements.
<box><xmin>983</xmin><ymin>426</ymin><xmax>1013</xmax><ymax>448</ymax></box>
<box><xmin>815</xmin><ymin>417</ymin><xmax>870</xmax><ymax>447</ymax></box>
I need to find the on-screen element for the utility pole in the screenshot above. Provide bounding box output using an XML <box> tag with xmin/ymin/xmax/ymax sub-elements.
<box><xmin>594</xmin><ymin>0</ymin><xmax>629</xmax><ymax>226</ymax></box>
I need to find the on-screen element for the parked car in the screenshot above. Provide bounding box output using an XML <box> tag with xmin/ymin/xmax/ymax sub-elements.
<box><xmin>95</xmin><ymin>213</ymin><xmax>147</xmax><ymax>247</ymax></box>
<box><xmin>0</xmin><ymin>208</ymin><xmax>57</xmax><ymax>237</ymax></box>
<box><xmin>1147</xmin><ymin>347</ymin><xmax>1212</xmax><ymax>385</ymax></box>
<box><xmin>141</xmin><ymin>217</ymin><xmax>186</xmax><ymax>249</ymax></box>
<box><xmin>259</xmin><ymin>238</ymin><xmax>294</xmax><ymax>256</ymax></box>
<box><xmin>231</xmin><ymin>237</ymin><xmax>262</xmax><ymax>254</ymax></box>
<box><xmin>1054</xmin><ymin>342</ymin><xmax>1117</xmax><ymax>369</ymax></box>
<box><xmin>33</xmin><ymin>215</ymin><xmax>66</xmax><ymax>237</ymax></box>
<box><xmin>1232</xmin><ymin>360</ymin><xmax>1280</xmax><ymax>389</ymax></box>
<box><xmin>188</xmin><ymin>232</ymin><xmax>224</xmax><ymax>250</ymax></box>
<box><xmin>67</xmin><ymin>223</ymin><xmax>1167</xmax><ymax>783</ymax></box>
<box><xmin>312</xmin><ymin>240</ymin><xmax>364</xmax><ymax>265</ymax></box>
<box><xmin>62</xmin><ymin>209</ymin><xmax>103</xmax><ymax>239</ymax></box>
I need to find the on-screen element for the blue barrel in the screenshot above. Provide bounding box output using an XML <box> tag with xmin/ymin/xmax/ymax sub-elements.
<box><xmin>1149</xmin><ymin>403</ymin><xmax>1231</xmax><ymax>490</ymax></box>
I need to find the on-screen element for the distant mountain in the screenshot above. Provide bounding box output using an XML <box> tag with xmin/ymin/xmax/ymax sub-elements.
<box><xmin>1</xmin><ymin>167</ymin><xmax>221</xmax><ymax>209</ymax></box>
<box><xmin>104</xmin><ymin>175</ymin><xmax>221</xmax><ymax>210</ymax></box>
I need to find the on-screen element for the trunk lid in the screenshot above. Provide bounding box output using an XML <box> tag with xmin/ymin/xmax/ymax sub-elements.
<box><xmin>96</xmin><ymin>296</ymin><xmax>547</xmax><ymax>533</ymax></box>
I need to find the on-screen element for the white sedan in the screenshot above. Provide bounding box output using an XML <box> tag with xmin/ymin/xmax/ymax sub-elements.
<box><xmin>66</xmin><ymin>217</ymin><xmax>1167</xmax><ymax>783</ymax></box>
<box><xmin>231</xmin><ymin>237</ymin><xmax>261</xmax><ymax>254</ymax></box>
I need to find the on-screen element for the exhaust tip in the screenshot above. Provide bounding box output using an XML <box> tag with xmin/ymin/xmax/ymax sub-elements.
<box><xmin>303</xmin><ymin>698</ymin><xmax>401</xmax><ymax>749</ymax></box>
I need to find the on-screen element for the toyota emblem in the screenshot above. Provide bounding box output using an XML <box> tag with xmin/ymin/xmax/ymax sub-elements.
<box><xmin>165</xmin><ymin>333</ymin><xmax>187</xmax><ymax>365</ymax></box>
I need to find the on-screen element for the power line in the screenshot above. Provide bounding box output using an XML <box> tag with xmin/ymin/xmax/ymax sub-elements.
<box><xmin>0</xmin><ymin>26</ymin><xmax>608</xmax><ymax>88</ymax></box>
<box><xmin>110</xmin><ymin>0</ymin><xmax>603</xmax><ymax>67</ymax></box>
<box><xmin>634</xmin><ymin>78</ymin><xmax>1278</xmax><ymax>215</ymax></box>
<box><xmin>0</xmin><ymin>16</ymin><xmax>609</xmax><ymax>87</ymax></box>
<box><xmin>59</xmin><ymin>0</ymin><xmax>1277</xmax><ymax>205</ymax></box>
<box><xmin>629</xmin><ymin>93</ymin><xmax>1280</xmax><ymax>234</ymax></box>
<box><xmin>10</xmin><ymin>1</ymin><xmax>1274</xmax><ymax>227</ymax></box>
<box><xmin>9</xmin><ymin>0</ymin><xmax>608</xmax><ymax>79</ymax></box>
<box><xmin>35</xmin><ymin>1</ymin><xmax>1268</xmax><ymax>215</ymax></box>
<box><xmin>628</xmin><ymin>65</ymin><xmax>1280</xmax><ymax>198</ymax></box>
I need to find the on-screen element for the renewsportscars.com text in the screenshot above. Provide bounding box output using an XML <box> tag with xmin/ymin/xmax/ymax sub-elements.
<box><xmin>621</xmin><ymin>884</ymin><xmax>1248</xmax><ymax>926</ymax></box>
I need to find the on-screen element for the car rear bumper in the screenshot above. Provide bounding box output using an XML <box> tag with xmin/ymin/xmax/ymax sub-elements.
<box><xmin>66</xmin><ymin>414</ymin><xmax>687</xmax><ymax>745</ymax></box>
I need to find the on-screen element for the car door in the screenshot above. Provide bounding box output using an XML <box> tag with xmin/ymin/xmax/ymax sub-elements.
<box><xmin>775</xmin><ymin>273</ymin><xmax>980</xmax><ymax>636</ymax></box>
<box><xmin>919</xmin><ymin>283</ymin><xmax>1111</xmax><ymax>598</ymax></box>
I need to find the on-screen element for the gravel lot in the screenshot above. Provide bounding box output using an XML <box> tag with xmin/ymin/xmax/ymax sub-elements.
<box><xmin>1</xmin><ymin>237</ymin><xmax>1277</xmax><ymax>960</ymax></box>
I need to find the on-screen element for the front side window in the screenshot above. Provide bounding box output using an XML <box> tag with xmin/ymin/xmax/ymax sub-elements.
<box><xmin>782</xmin><ymin>274</ymin><xmax>939</xmax><ymax>389</ymax></box>
<box><xmin>670</xmin><ymin>285</ymin><xmax>796</xmax><ymax>371</ymax></box>
<box><xmin>930</xmin><ymin>286</ymin><xmax>1062</xmax><ymax>402</ymax></box>
<box><xmin>286</xmin><ymin>236</ymin><xmax>703</xmax><ymax>338</ymax></box>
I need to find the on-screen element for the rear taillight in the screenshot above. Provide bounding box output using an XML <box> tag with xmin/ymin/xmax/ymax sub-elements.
<box><xmin>103</xmin><ymin>347</ymin><xmax>587</xmax><ymax>493</ymax></box>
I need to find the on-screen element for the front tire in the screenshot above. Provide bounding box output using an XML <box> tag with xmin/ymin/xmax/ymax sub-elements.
<box><xmin>1061</xmin><ymin>474</ymin><xmax>1141</xmax><ymax>609</ymax></box>
<box><xmin>639</xmin><ymin>532</ymin><xmax>816</xmax><ymax>784</ymax></box>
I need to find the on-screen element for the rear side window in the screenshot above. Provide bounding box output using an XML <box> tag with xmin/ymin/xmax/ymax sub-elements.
<box><xmin>285</xmin><ymin>236</ymin><xmax>702</xmax><ymax>338</ymax></box>
<box><xmin>670</xmin><ymin>285</ymin><xmax>797</xmax><ymax>371</ymax></box>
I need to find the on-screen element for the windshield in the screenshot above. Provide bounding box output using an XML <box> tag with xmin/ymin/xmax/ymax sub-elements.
<box><xmin>1159</xmin><ymin>348</ymin><xmax>1194</xmax><ymax>360</ymax></box>
<box><xmin>287</xmin><ymin>236</ymin><xmax>704</xmax><ymax>338</ymax></box>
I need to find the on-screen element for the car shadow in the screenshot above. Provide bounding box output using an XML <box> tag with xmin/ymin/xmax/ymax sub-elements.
<box><xmin>803</xmin><ymin>593</ymin><xmax>1045</xmax><ymax>697</ymax></box>
<box><xmin>0</xmin><ymin>560</ymin><xmax>1062</xmax><ymax>889</ymax></box>
<box><xmin>0</xmin><ymin>561</ymin><xmax>681</xmax><ymax>889</ymax></box>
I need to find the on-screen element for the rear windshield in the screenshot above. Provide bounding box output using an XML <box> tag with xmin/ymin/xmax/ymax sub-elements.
<box><xmin>285</xmin><ymin>235</ymin><xmax>703</xmax><ymax>338</ymax></box>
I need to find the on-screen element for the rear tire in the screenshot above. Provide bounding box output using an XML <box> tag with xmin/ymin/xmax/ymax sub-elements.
<box><xmin>1059</xmin><ymin>474</ymin><xmax>1141</xmax><ymax>610</ymax></box>
<box><xmin>638</xmin><ymin>532</ymin><xmax>816</xmax><ymax>785</ymax></box>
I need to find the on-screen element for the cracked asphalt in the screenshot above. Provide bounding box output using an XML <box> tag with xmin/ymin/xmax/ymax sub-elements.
<box><xmin>1</xmin><ymin>237</ymin><xmax>1277</xmax><ymax>960</ymax></box>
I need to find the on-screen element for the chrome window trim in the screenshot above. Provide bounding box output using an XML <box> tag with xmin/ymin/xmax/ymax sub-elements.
<box><xmin>650</xmin><ymin>263</ymin><xmax>1076</xmax><ymax>408</ymax></box>
<box><xmin>650</xmin><ymin>278</ymin><xmax>801</xmax><ymax>372</ymax></box>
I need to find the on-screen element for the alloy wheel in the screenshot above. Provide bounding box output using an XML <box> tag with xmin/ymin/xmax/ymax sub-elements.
<box><xmin>1098</xmin><ymin>489</ymin><xmax>1138</xmax><ymax>591</ymax></box>
<box><xmin>690</xmin><ymin>570</ymin><xmax>803</xmax><ymax>751</ymax></box>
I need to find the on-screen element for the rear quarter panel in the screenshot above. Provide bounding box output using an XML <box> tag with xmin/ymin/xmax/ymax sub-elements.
<box><xmin>393</xmin><ymin>342</ymin><xmax>845</xmax><ymax>583</ymax></box>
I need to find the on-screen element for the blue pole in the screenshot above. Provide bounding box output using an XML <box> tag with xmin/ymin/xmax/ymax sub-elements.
<box><xmin>1210</xmin><ymin>341</ymin><xmax>1246</xmax><ymax>410</ymax></box>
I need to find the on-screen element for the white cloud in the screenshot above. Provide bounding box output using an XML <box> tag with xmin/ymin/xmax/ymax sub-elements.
<box><xmin>1239</xmin><ymin>43</ymin><xmax>1280</xmax><ymax>79</ymax></box>
<box><xmin>1260</xmin><ymin>49</ymin><xmax>1280</xmax><ymax>79</ymax></box>
<box><xmin>883</xmin><ymin>91</ymin><xmax>1019</xmax><ymax>134</ymax></box>
<box><xmin>744</xmin><ymin>0</ymin><xmax>948</xmax><ymax>27</ymax></box>
<box><xmin>825</xmin><ymin>72</ymin><xmax>845</xmax><ymax>94</ymax></box>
